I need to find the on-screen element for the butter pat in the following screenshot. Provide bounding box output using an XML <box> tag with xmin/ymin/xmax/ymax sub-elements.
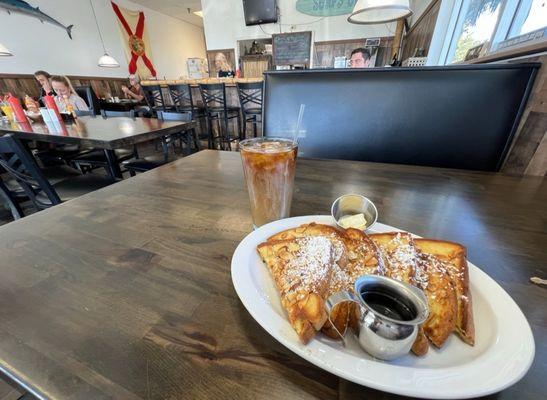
<box><xmin>338</xmin><ymin>213</ymin><xmax>367</xmax><ymax>230</ymax></box>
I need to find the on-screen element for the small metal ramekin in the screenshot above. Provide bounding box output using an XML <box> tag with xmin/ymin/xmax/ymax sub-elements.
<box><xmin>331</xmin><ymin>194</ymin><xmax>378</xmax><ymax>231</ymax></box>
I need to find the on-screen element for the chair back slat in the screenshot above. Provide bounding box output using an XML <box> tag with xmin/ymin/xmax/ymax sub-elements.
<box><xmin>168</xmin><ymin>84</ymin><xmax>195</xmax><ymax>113</ymax></box>
<box><xmin>75</xmin><ymin>109</ymin><xmax>94</xmax><ymax>117</ymax></box>
<box><xmin>101</xmin><ymin>109</ymin><xmax>135</xmax><ymax>118</ymax></box>
<box><xmin>157</xmin><ymin>111</ymin><xmax>192</xmax><ymax>122</ymax></box>
<box><xmin>199</xmin><ymin>83</ymin><xmax>228</xmax><ymax>114</ymax></box>
<box><xmin>142</xmin><ymin>85</ymin><xmax>167</xmax><ymax>110</ymax></box>
<box><xmin>0</xmin><ymin>135</ymin><xmax>61</xmax><ymax>210</ymax></box>
<box><xmin>236</xmin><ymin>82</ymin><xmax>263</xmax><ymax>113</ymax></box>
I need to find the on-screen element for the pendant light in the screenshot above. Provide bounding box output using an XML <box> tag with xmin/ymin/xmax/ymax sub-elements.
<box><xmin>90</xmin><ymin>0</ymin><xmax>120</xmax><ymax>67</ymax></box>
<box><xmin>0</xmin><ymin>42</ymin><xmax>13</xmax><ymax>56</ymax></box>
<box><xmin>348</xmin><ymin>0</ymin><xmax>412</xmax><ymax>24</ymax></box>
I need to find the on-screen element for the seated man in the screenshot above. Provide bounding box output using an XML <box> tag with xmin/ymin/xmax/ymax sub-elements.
<box><xmin>349</xmin><ymin>48</ymin><xmax>372</xmax><ymax>68</ymax></box>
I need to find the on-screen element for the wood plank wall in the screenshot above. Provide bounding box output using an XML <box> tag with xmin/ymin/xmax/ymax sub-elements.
<box><xmin>499</xmin><ymin>54</ymin><xmax>547</xmax><ymax>176</ymax></box>
<box><xmin>0</xmin><ymin>73</ymin><xmax>128</xmax><ymax>100</ymax></box>
<box><xmin>402</xmin><ymin>0</ymin><xmax>441</xmax><ymax>61</ymax></box>
<box><xmin>314</xmin><ymin>37</ymin><xmax>394</xmax><ymax>68</ymax></box>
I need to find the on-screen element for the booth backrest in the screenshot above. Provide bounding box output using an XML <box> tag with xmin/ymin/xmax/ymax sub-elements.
<box><xmin>263</xmin><ymin>65</ymin><xmax>538</xmax><ymax>171</ymax></box>
<box><xmin>74</xmin><ymin>85</ymin><xmax>101</xmax><ymax>115</ymax></box>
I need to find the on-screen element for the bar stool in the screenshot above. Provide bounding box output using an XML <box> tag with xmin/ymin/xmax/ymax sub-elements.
<box><xmin>142</xmin><ymin>84</ymin><xmax>170</xmax><ymax>115</ymax></box>
<box><xmin>199</xmin><ymin>83</ymin><xmax>242</xmax><ymax>150</ymax></box>
<box><xmin>168</xmin><ymin>83</ymin><xmax>207</xmax><ymax>141</ymax></box>
<box><xmin>236</xmin><ymin>81</ymin><xmax>263</xmax><ymax>138</ymax></box>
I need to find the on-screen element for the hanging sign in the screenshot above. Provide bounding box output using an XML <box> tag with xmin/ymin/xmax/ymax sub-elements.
<box><xmin>296</xmin><ymin>0</ymin><xmax>357</xmax><ymax>17</ymax></box>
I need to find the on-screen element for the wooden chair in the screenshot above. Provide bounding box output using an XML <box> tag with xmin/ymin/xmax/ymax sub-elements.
<box><xmin>0</xmin><ymin>134</ymin><xmax>113</xmax><ymax>217</ymax></box>
<box><xmin>237</xmin><ymin>81</ymin><xmax>263</xmax><ymax>138</ymax></box>
<box><xmin>199</xmin><ymin>83</ymin><xmax>242</xmax><ymax>150</ymax></box>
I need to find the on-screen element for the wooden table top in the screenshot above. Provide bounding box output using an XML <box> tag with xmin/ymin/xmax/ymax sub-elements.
<box><xmin>0</xmin><ymin>150</ymin><xmax>544</xmax><ymax>400</ymax></box>
<box><xmin>0</xmin><ymin>116</ymin><xmax>194</xmax><ymax>149</ymax></box>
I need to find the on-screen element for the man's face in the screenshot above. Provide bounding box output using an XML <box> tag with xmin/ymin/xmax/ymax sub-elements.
<box><xmin>36</xmin><ymin>75</ymin><xmax>50</xmax><ymax>89</ymax></box>
<box><xmin>350</xmin><ymin>52</ymin><xmax>369</xmax><ymax>68</ymax></box>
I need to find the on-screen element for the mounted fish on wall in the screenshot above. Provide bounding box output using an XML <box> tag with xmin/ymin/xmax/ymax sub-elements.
<box><xmin>0</xmin><ymin>0</ymin><xmax>74</xmax><ymax>39</ymax></box>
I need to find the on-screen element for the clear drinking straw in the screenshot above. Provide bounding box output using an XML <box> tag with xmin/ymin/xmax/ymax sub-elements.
<box><xmin>292</xmin><ymin>104</ymin><xmax>306</xmax><ymax>144</ymax></box>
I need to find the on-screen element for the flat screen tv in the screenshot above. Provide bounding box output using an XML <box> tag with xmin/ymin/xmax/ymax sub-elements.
<box><xmin>242</xmin><ymin>0</ymin><xmax>277</xmax><ymax>26</ymax></box>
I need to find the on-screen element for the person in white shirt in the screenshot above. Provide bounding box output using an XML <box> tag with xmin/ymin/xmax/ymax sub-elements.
<box><xmin>51</xmin><ymin>75</ymin><xmax>89</xmax><ymax>111</ymax></box>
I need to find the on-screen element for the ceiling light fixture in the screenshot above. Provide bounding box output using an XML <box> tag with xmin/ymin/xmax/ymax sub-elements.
<box><xmin>0</xmin><ymin>42</ymin><xmax>13</xmax><ymax>56</ymax></box>
<box><xmin>348</xmin><ymin>0</ymin><xmax>412</xmax><ymax>24</ymax></box>
<box><xmin>193</xmin><ymin>10</ymin><xmax>203</xmax><ymax>18</ymax></box>
<box><xmin>90</xmin><ymin>0</ymin><xmax>120</xmax><ymax>68</ymax></box>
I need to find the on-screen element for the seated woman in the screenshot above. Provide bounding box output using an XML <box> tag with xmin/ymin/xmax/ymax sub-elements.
<box><xmin>51</xmin><ymin>75</ymin><xmax>89</xmax><ymax>112</ymax></box>
<box><xmin>121</xmin><ymin>74</ymin><xmax>145</xmax><ymax>103</ymax></box>
<box><xmin>215</xmin><ymin>53</ymin><xmax>235</xmax><ymax>78</ymax></box>
<box><xmin>121</xmin><ymin>74</ymin><xmax>151</xmax><ymax>117</ymax></box>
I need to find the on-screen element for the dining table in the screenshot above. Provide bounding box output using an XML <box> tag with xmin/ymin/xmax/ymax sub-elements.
<box><xmin>0</xmin><ymin>116</ymin><xmax>195</xmax><ymax>179</ymax></box>
<box><xmin>0</xmin><ymin>150</ymin><xmax>544</xmax><ymax>400</ymax></box>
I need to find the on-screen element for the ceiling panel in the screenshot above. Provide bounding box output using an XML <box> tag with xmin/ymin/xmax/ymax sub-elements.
<box><xmin>130</xmin><ymin>0</ymin><xmax>203</xmax><ymax>27</ymax></box>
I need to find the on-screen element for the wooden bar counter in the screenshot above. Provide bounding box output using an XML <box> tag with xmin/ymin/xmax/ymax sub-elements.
<box><xmin>141</xmin><ymin>77</ymin><xmax>263</xmax><ymax>87</ymax></box>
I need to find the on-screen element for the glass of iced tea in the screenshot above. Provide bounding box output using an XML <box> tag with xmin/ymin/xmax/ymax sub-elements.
<box><xmin>239</xmin><ymin>137</ymin><xmax>298</xmax><ymax>228</ymax></box>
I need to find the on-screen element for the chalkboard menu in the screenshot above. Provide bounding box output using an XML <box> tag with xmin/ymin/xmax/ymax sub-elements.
<box><xmin>272</xmin><ymin>31</ymin><xmax>312</xmax><ymax>67</ymax></box>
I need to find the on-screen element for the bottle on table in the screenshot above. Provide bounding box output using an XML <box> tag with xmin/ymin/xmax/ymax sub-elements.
<box><xmin>24</xmin><ymin>95</ymin><xmax>40</xmax><ymax>114</ymax></box>
<box><xmin>7</xmin><ymin>93</ymin><xmax>28</xmax><ymax>122</ymax></box>
<box><xmin>0</xmin><ymin>100</ymin><xmax>15</xmax><ymax>122</ymax></box>
<box><xmin>63</xmin><ymin>95</ymin><xmax>77</xmax><ymax>119</ymax></box>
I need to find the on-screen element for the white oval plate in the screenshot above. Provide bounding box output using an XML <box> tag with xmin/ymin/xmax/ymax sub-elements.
<box><xmin>231</xmin><ymin>215</ymin><xmax>535</xmax><ymax>399</ymax></box>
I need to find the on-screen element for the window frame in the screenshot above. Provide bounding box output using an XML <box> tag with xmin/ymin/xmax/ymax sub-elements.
<box><xmin>443</xmin><ymin>0</ymin><xmax>508</xmax><ymax>64</ymax></box>
<box><xmin>435</xmin><ymin>0</ymin><xmax>546</xmax><ymax>65</ymax></box>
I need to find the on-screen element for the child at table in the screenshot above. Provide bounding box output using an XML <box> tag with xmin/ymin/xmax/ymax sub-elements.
<box><xmin>51</xmin><ymin>75</ymin><xmax>89</xmax><ymax>112</ymax></box>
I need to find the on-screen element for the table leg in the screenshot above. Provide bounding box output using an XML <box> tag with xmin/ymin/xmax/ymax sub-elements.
<box><xmin>104</xmin><ymin>150</ymin><xmax>123</xmax><ymax>180</ymax></box>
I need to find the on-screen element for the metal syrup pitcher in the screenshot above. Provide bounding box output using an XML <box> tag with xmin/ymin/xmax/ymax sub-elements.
<box><xmin>325</xmin><ymin>274</ymin><xmax>429</xmax><ymax>360</ymax></box>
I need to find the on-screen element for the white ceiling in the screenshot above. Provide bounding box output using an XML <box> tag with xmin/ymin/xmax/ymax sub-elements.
<box><xmin>130</xmin><ymin>0</ymin><xmax>203</xmax><ymax>27</ymax></box>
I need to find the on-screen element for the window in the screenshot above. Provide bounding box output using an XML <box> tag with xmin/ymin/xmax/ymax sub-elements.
<box><xmin>508</xmin><ymin>0</ymin><xmax>547</xmax><ymax>37</ymax></box>
<box><xmin>447</xmin><ymin>0</ymin><xmax>504</xmax><ymax>63</ymax></box>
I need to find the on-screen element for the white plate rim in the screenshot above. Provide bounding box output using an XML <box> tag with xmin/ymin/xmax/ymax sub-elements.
<box><xmin>231</xmin><ymin>215</ymin><xmax>535</xmax><ymax>399</ymax></box>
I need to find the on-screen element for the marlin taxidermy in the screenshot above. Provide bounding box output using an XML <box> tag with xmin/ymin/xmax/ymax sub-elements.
<box><xmin>0</xmin><ymin>0</ymin><xmax>74</xmax><ymax>39</ymax></box>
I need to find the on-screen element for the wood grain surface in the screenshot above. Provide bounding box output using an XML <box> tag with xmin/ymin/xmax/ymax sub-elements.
<box><xmin>0</xmin><ymin>117</ymin><xmax>195</xmax><ymax>150</ymax></box>
<box><xmin>0</xmin><ymin>150</ymin><xmax>545</xmax><ymax>400</ymax></box>
<box><xmin>402</xmin><ymin>0</ymin><xmax>441</xmax><ymax>61</ymax></box>
<box><xmin>0</xmin><ymin>74</ymin><xmax>128</xmax><ymax>100</ymax></box>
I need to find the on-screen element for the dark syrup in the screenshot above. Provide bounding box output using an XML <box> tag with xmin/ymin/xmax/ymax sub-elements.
<box><xmin>360</xmin><ymin>290</ymin><xmax>416</xmax><ymax>321</ymax></box>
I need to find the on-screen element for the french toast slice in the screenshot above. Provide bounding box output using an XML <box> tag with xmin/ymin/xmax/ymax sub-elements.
<box><xmin>268</xmin><ymin>222</ymin><xmax>343</xmax><ymax>242</ymax></box>
<box><xmin>368</xmin><ymin>232</ymin><xmax>416</xmax><ymax>284</ymax></box>
<box><xmin>414</xmin><ymin>239</ymin><xmax>475</xmax><ymax>345</ymax></box>
<box><xmin>416</xmin><ymin>252</ymin><xmax>458</xmax><ymax>347</ymax></box>
<box><xmin>268</xmin><ymin>224</ymin><xmax>383</xmax><ymax>339</ymax></box>
<box><xmin>369</xmin><ymin>232</ymin><xmax>429</xmax><ymax>356</ymax></box>
<box><xmin>269</xmin><ymin>224</ymin><xmax>352</xmax><ymax>339</ymax></box>
<box><xmin>257</xmin><ymin>236</ymin><xmax>335</xmax><ymax>343</ymax></box>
